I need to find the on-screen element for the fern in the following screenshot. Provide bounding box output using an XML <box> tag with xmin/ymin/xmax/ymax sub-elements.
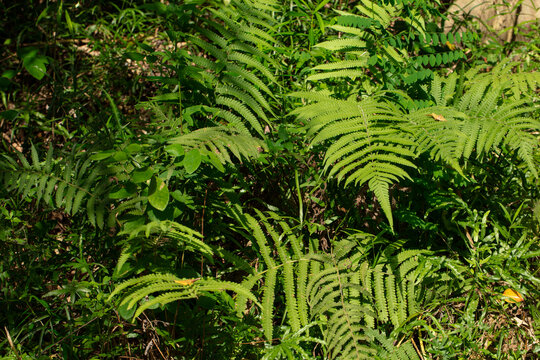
<box><xmin>230</xmin><ymin>208</ymin><xmax>311</xmax><ymax>341</ymax></box>
<box><xmin>231</xmin><ymin>207</ymin><xmax>425</xmax><ymax>359</ymax></box>
<box><xmin>182</xmin><ymin>0</ymin><xmax>279</xmax><ymax>136</ymax></box>
<box><xmin>108</xmin><ymin>274</ymin><xmax>259</xmax><ymax>319</ymax></box>
<box><xmin>115</xmin><ymin>220</ymin><xmax>214</xmax><ymax>273</ymax></box>
<box><xmin>109</xmin><ymin>220</ymin><xmax>259</xmax><ymax>319</ymax></box>
<box><xmin>262</xmin><ymin>324</ymin><xmax>325</xmax><ymax>360</ymax></box>
<box><xmin>307</xmin><ymin>240</ymin><xmax>423</xmax><ymax>359</ymax></box>
<box><xmin>295</xmin><ymin>65</ymin><xmax>539</xmax><ymax>228</ymax></box>
<box><xmin>166</xmin><ymin>126</ymin><xmax>265</xmax><ymax>169</ymax></box>
<box><xmin>462</xmin><ymin>58</ymin><xmax>540</xmax><ymax>100</ymax></box>
<box><xmin>407</xmin><ymin>67</ymin><xmax>540</xmax><ymax>177</ymax></box>
<box><xmin>290</xmin><ymin>92</ymin><xmax>417</xmax><ymax>227</ymax></box>
<box><xmin>0</xmin><ymin>145</ymin><xmax>112</xmax><ymax>228</ymax></box>
<box><xmin>364</xmin><ymin>328</ymin><xmax>419</xmax><ymax>360</ymax></box>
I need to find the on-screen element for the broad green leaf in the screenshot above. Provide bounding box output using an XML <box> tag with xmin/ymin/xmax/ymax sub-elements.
<box><xmin>165</xmin><ymin>144</ymin><xmax>185</xmax><ymax>157</ymax></box>
<box><xmin>109</xmin><ymin>188</ymin><xmax>131</xmax><ymax>200</ymax></box>
<box><xmin>113</xmin><ymin>151</ymin><xmax>128</xmax><ymax>161</ymax></box>
<box><xmin>109</xmin><ymin>184</ymin><xmax>137</xmax><ymax>200</ymax></box>
<box><xmin>183</xmin><ymin>149</ymin><xmax>201</xmax><ymax>174</ymax></box>
<box><xmin>132</xmin><ymin>167</ymin><xmax>154</xmax><ymax>183</ymax></box>
<box><xmin>2</xmin><ymin>70</ymin><xmax>16</xmax><ymax>79</ymax></box>
<box><xmin>125</xmin><ymin>143</ymin><xmax>142</xmax><ymax>154</ymax></box>
<box><xmin>20</xmin><ymin>47</ymin><xmax>48</xmax><ymax>80</ymax></box>
<box><xmin>91</xmin><ymin>150</ymin><xmax>115</xmax><ymax>160</ymax></box>
<box><xmin>429</xmin><ymin>54</ymin><xmax>436</xmax><ymax>67</ymax></box>
<box><xmin>117</xmin><ymin>302</ymin><xmax>136</xmax><ymax>321</ymax></box>
<box><xmin>125</xmin><ymin>52</ymin><xmax>145</xmax><ymax>61</ymax></box>
<box><xmin>148</xmin><ymin>176</ymin><xmax>169</xmax><ymax>211</ymax></box>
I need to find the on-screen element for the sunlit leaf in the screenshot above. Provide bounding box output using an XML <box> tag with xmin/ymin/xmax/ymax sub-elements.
<box><xmin>175</xmin><ymin>279</ymin><xmax>198</xmax><ymax>286</ymax></box>
<box><xmin>502</xmin><ymin>288</ymin><xmax>524</xmax><ymax>303</ymax></box>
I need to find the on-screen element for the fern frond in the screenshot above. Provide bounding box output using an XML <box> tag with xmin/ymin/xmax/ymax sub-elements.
<box><xmin>364</xmin><ymin>328</ymin><xmax>419</xmax><ymax>359</ymax></box>
<box><xmin>118</xmin><ymin>220</ymin><xmax>213</xmax><ymax>258</ymax></box>
<box><xmin>235</xmin><ymin>272</ymin><xmax>264</xmax><ymax>317</ymax></box>
<box><xmin>335</xmin><ymin>12</ymin><xmax>376</xmax><ymax>29</ymax></box>
<box><xmin>262</xmin><ymin>323</ymin><xmax>325</xmax><ymax>360</ymax></box>
<box><xmin>234</xmin><ymin>210</ymin><xmax>315</xmax><ymax>340</ymax></box>
<box><xmin>316</xmin><ymin>38</ymin><xmax>368</xmax><ymax>51</ymax></box>
<box><xmin>0</xmin><ymin>145</ymin><xmax>112</xmax><ymax>228</ymax></box>
<box><xmin>109</xmin><ymin>274</ymin><xmax>258</xmax><ymax>319</ymax></box>
<box><xmin>262</xmin><ymin>267</ymin><xmax>278</xmax><ymax>340</ymax></box>
<box><xmin>184</xmin><ymin>3</ymin><xmax>278</xmax><ymax>136</ymax></box>
<box><xmin>216</xmin><ymin>96</ymin><xmax>265</xmax><ymax>135</ymax></box>
<box><xmin>291</xmin><ymin>94</ymin><xmax>417</xmax><ymax>227</ymax></box>
<box><xmin>410</xmin><ymin>69</ymin><xmax>540</xmax><ymax>177</ymax></box>
<box><xmin>225</xmin><ymin>75</ymin><xmax>273</xmax><ymax>113</ymax></box>
<box><xmin>308</xmin><ymin>240</ymin><xmax>425</xmax><ymax>359</ymax></box>
<box><xmin>307</xmin><ymin>69</ymin><xmax>366</xmax><ymax>81</ymax></box>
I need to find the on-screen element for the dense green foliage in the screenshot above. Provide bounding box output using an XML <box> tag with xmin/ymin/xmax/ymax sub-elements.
<box><xmin>1</xmin><ymin>0</ymin><xmax>539</xmax><ymax>359</ymax></box>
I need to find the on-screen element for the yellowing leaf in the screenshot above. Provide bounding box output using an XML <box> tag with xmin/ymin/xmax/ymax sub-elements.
<box><xmin>502</xmin><ymin>288</ymin><xmax>524</xmax><ymax>303</ymax></box>
<box><xmin>427</xmin><ymin>113</ymin><xmax>447</xmax><ymax>122</ymax></box>
<box><xmin>175</xmin><ymin>279</ymin><xmax>198</xmax><ymax>286</ymax></box>
<box><xmin>445</xmin><ymin>41</ymin><xmax>456</xmax><ymax>51</ymax></box>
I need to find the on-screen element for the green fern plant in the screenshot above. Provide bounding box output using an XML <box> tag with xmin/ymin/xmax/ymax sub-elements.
<box><xmin>0</xmin><ymin>144</ymin><xmax>112</xmax><ymax>228</ymax></box>
<box><xmin>407</xmin><ymin>65</ymin><xmax>540</xmax><ymax>178</ymax></box>
<box><xmin>261</xmin><ymin>323</ymin><xmax>325</xmax><ymax>360</ymax></box>
<box><xmin>165</xmin><ymin>125</ymin><xmax>266</xmax><ymax>171</ymax></box>
<box><xmin>307</xmin><ymin>240</ymin><xmax>423</xmax><ymax>359</ymax></box>
<box><xmin>293</xmin><ymin>65</ymin><xmax>539</xmax><ymax>228</ymax></box>
<box><xmin>364</xmin><ymin>327</ymin><xmax>420</xmax><ymax>360</ymax></box>
<box><xmin>108</xmin><ymin>274</ymin><xmax>259</xmax><ymax>319</ymax></box>
<box><xmin>290</xmin><ymin>91</ymin><xmax>417</xmax><ymax>227</ymax></box>
<box><xmin>109</xmin><ymin>220</ymin><xmax>259</xmax><ymax>319</ymax></box>
<box><xmin>113</xmin><ymin>220</ymin><xmax>214</xmax><ymax>277</ymax></box>
<box><xmin>307</xmin><ymin>0</ymin><xmax>474</xmax><ymax>91</ymax></box>
<box><xmin>230</xmin><ymin>207</ymin><xmax>424</xmax><ymax>358</ymax></box>
<box><xmin>230</xmin><ymin>208</ymin><xmax>311</xmax><ymax>341</ymax></box>
<box><xmin>460</xmin><ymin>58</ymin><xmax>540</xmax><ymax>101</ymax></box>
<box><xmin>183</xmin><ymin>0</ymin><xmax>280</xmax><ymax>136</ymax></box>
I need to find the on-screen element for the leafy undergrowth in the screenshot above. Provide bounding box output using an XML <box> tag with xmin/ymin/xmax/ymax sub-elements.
<box><xmin>1</xmin><ymin>0</ymin><xmax>539</xmax><ymax>359</ymax></box>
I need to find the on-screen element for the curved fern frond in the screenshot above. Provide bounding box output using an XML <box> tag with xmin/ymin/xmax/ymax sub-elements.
<box><xmin>118</xmin><ymin>220</ymin><xmax>213</xmax><ymax>257</ymax></box>
<box><xmin>167</xmin><ymin>126</ymin><xmax>265</xmax><ymax>167</ymax></box>
<box><xmin>291</xmin><ymin>93</ymin><xmax>417</xmax><ymax>227</ymax></box>
<box><xmin>0</xmin><ymin>145</ymin><xmax>112</xmax><ymax>228</ymax></box>
<box><xmin>262</xmin><ymin>323</ymin><xmax>325</xmax><ymax>360</ymax></box>
<box><xmin>108</xmin><ymin>274</ymin><xmax>259</xmax><ymax>319</ymax></box>
<box><xmin>184</xmin><ymin>2</ymin><xmax>279</xmax><ymax>136</ymax></box>
<box><xmin>307</xmin><ymin>240</ymin><xmax>424</xmax><ymax>359</ymax></box>
<box><xmin>364</xmin><ymin>328</ymin><xmax>419</xmax><ymax>360</ymax></box>
<box><xmin>408</xmin><ymin>68</ymin><xmax>540</xmax><ymax>177</ymax></box>
<box><xmin>231</xmin><ymin>208</ymin><xmax>312</xmax><ymax>341</ymax></box>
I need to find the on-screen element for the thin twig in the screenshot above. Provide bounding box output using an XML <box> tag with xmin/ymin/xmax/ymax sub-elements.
<box><xmin>152</xmin><ymin>338</ymin><xmax>168</xmax><ymax>360</ymax></box>
<box><xmin>239</xmin><ymin>337</ymin><xmax>282</xmax><ymax>345</ymax></box>
<box><xmin>411</xmin><ymin>337</ymin><xmax>425</xmax><ymax>360</ymax></box>
<box><xmin>142</xmin><ymin>313</ymin><xmax>168</xmax><ymax>360</ymax></box>
<box><xmin>4</xmin><ymin>326</ymin><xmax>21</xmax><ymax>360</ymax></box>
